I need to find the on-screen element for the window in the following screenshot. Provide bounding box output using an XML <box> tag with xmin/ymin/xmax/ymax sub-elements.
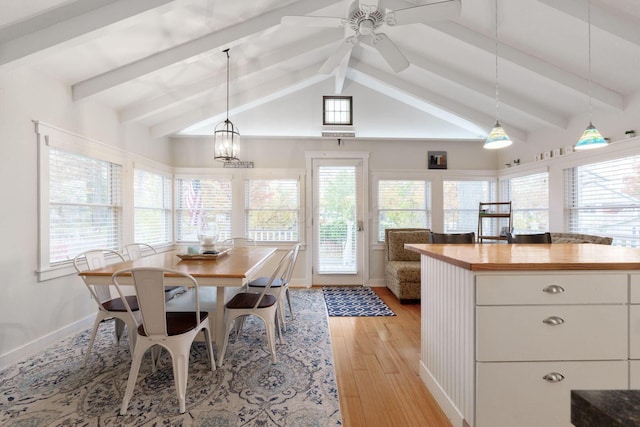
<box><xmin>174</xmin><ymin>177</ymin><xmax>232</xmax><ymax>242</ymax></box>
<box><xmin>323</xmin><ymin>96</ymin><xmax>352</xmax><ymax>125</ymax></box>
<box><xmin>443</xmin><ymin>180</ymin><xmax>496</xmax><ymax>233</ymax></box>
<box><xmin>245</xmin><ymin>178</ymin><xmax>300</xmax><ymax>242</ymax></box>
<box><xmin>565</xmin><ymin>156</ymin><xmax>640</xmax><ymax>247</ymax></box>
<box><xmin>49</xmin><ymin>147</ymin><xmax>122</xmax><ymax>265</ymax></box>
<box><xmin>133</xmin><ymin>168</ymin><xmax>172</xmax><ymax>246</ymax></box>
<box><xmin>377</xmin><ymin>179</ymin><xmax>431</xmax><ymax>241</ymax></box>
<box><xmin>502</xmin><ymin>172</ymin><xmax>549</xmax><ymax>233</ymax></box>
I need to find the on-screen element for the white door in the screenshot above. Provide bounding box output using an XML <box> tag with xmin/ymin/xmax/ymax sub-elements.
<box><xmin>312</xmin><ymin>158</ymin><xmax>364</xmax><ymax>285</ymax></box>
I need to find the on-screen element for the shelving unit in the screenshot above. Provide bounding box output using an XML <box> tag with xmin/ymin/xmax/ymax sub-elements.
<box><xmin>477</xmin><ymin>201</ymin><xmax>512</xmax><ymax>243</ymax></box>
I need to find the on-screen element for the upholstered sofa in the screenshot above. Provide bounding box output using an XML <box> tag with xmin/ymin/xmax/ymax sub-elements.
<box><xmin>384</xmin><ymin>228</ymin><xmax>431</xmax><ymax>303</ymax></box>
<box><xmin>550</xmin><ymin>232</ymin><xmax>613</xmax><ymax>245</ymax></box>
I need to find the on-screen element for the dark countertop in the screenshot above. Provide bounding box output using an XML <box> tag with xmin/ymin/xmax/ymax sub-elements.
<box><xmin>571</xmin><ymin>390</ymin><xmax>640</xmax><ymax>426</ymax></box>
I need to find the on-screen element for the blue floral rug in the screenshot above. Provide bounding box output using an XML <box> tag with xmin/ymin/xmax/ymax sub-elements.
<box><xmin>0</xmin><ymin>289</ymin><xmax>341</xmax><ymax>426</ymax></box>
<box><xmin>322</xmin><ymin>286</ymin><xmax>396</xmax><ymax>317</ymax></box>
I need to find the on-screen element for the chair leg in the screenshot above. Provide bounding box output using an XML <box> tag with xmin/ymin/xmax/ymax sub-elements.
<box><xmin>82</xmin><ymin>314</ymin><xmax>104</xmax><ymax>368</ymax></box>
<box><xmin>285</xmin><ymin>287</ymin><xmax>294</xmax><ymax>320</ymax></box>
<box><xmin>114</xmin><ymin>318</ymin><xmax>125</xmax><ymax>344</ymax></box>
<box><xmin>203</xmin><ymin>326</ymin><xmax>216</xmax><ymax>371</ymax></box>
<box><xmin>260</xmin><ymin>314</ymin><xmax>278</xmax><ymax>363</ymax></box>
<box><xmin>171</xmin><ymin>348</ymin><xmax>190</xmax><ymax>414</ymax></box>
<box><xmin>217</xmin><ymin>316</ymin><xmax>236</xmax><ymax>367</ymax></box>
<box><xmin>120</xmin><ymin>342</ymin><xmax>146</xmax><ymax>415</ymax></box>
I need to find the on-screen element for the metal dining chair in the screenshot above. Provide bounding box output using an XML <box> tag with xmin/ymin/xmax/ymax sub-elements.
<box><xmin>73</xmin><ymin>249</ymin><xmax>141</xmax><ymax>367</ymax></box>
<box><xmin>113</xmin><ymin>267</ymin><xmax>215</xmax><ymax>414</ymax></box>
<box><xmin>506</xmin><ymin>232</ymin><xmax>552</xmax><ymax>244</ymax></box>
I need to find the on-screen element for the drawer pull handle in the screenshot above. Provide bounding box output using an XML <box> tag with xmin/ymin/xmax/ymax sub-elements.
<box><xmin>543</xmin><ymin>372</ymin><xmax>565</xmax><ymax>383</ymax></box>
<box><xmin>543</xmin><ymin>285</ymin><xmax>565</xmax><ymax>294</ymax></box>
<box><xmin>542</xmin><ymin>316</ymin><xmax>565</xmax><ymax>325</ymax></box>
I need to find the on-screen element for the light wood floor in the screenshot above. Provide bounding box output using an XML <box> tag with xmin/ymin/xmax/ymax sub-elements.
<box><xmin>325</xmin><ymin>286</ymin><xmax>453</xmax><ymax>427</ymax></box>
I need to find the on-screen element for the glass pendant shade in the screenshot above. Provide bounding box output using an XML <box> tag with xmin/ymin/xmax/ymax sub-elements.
<box><xmin>214</xmin><ymin>118</ymin><xmax>240</xmax><ymax>161</ymax></box>
<box><xmin>484</xmin><ymin>121</ymin><xmax>513</xmax><ymax>149</ymax></box>
<box><xmin>574</xmin><ymin>122</ymin><xmax>607</xmax><ymax>150</ymax></box>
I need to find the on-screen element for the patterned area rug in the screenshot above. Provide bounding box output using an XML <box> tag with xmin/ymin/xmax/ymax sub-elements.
<box><xmin>0</xmin><ymin>289</ymin><xmax>341</xmax><ymax>426</ymax></box>
<box><xmin>322</xmin><ymin>286</ymin><xmax>396</xmax><ymax>317</ymax></box>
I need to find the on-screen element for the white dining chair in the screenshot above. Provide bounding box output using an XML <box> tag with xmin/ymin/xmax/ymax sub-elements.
<box><xmin>217</xmin><ymin>250</ymin><xmax>293</xmax><ymax>366</ymax></box>
<box><xmin>123</xmin><ymin>242</ymin><xmax>156</xmax><ymax>260</ymax></box>
<box><xmin>73</xmin><ymin>249</ymin><xmax>141</xmax><ymax>368</ymax></box>
<box><xmin>113</xmin><ymin>267</ymin><xmax>215</xmax><ymax>415</ymax></box>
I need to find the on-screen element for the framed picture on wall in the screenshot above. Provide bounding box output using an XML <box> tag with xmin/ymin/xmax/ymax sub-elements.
<box><xmin>428</xmin><ymin>151</ymin><xmax>447</xmax><ymax>169</ymax></box>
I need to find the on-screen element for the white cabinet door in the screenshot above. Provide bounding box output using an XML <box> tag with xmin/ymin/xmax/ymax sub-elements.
<box><xmin>476</xmin><ymin>361</ymin><xmax>628</xmax><ymax>427</ymax></box>
<box><xmin>477</xmin><ymin>305</ymin><xmax>628</xmax><ymax>361</ymax></box>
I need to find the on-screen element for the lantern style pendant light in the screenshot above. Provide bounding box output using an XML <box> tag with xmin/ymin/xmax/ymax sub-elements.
<box><xmin>214</xmin><ymin>48</ymin><xmax>240</xmax><ymax>162</ymax></box>
<box><xmin>575</xmin><ymin>0</ymin><xmax>606</xmax><ymax>150</ymax></box>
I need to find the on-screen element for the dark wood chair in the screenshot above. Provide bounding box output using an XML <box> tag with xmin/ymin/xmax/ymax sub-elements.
<box><xmin>506</xmin><ymin>232</ymin><xmax>552</xmax><ymax>244</ymax></box>
<box><xmin>428</xmin><ymin>232</ymin><xmax>476</xmax><ymax>243</ymax></box>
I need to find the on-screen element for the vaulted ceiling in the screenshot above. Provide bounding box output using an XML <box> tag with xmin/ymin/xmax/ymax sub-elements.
<box><xmin>1</xmin><ymin>0</ymin><xmax>639</xmax><ymax>142</ymax></box>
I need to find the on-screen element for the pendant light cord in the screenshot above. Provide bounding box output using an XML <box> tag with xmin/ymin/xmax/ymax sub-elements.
<box><xmin>494</xmin><ymin>0</ymin><xmax>500</xmax><ymax>123</ymax></box>
<box><xmin>587</xmin><ymin>0</ymin><xmax>593</xmax><ymax>124</ymax></box>
<box><xmin>224</xmin><ymin>48</ymin><xmax>230</xmax><ymax>122</ymax></box>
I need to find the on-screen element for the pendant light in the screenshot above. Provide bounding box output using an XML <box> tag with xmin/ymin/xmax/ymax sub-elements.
<box><xmin>574</xmin><ymin>0</ymin><xmax>606</xmax><ymax>150</ymax></box>
<box><xmin>484</xmin><ymin>0</ymin><xmax>512</xmax><ymax>149</ymax></box>
<box><xmin>214</xmin><ymin>48</ymin><xmax>240</xmax><ymax>162</ymax></box>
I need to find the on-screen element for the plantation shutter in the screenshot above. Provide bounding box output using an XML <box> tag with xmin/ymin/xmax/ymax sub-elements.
<box><xmin>49</xmin><ymin>147</ymin><xmax>122</xmax><ymax>264</ymax></box>
<box><xmin>133</xmin><ymin>169</ymin><xmax>172</xmax><ymax>246</ymax></box>
<box><xmin>565</xmin><ymin>156</ymin><xmax>640</xmax><ymax>246</ymax></box>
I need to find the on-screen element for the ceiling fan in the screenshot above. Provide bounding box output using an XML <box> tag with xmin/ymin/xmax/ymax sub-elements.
<box><xmin>281</xmin><ymin>0</ymin><xmax>461</xmax><ymax>73</ymax></box>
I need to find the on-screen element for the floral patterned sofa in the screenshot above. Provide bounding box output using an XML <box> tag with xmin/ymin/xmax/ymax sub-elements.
<box><xmin>550</xmin><ymin>232</ymin><xmax>613</xmax><ymax>245</ymax></box>
<box><xmin>384</xmin><ymin>228</ymin><xmax>431</xmax><ymax>303</ymax></box>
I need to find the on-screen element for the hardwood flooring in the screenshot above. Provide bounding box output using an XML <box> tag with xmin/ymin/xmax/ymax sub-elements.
<box><xmin>325</xmin><ymin>286</ymin><xmax>453</xmax><ymax>427</ymax></box>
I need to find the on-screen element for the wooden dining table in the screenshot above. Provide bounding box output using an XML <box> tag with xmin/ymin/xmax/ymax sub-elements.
<box><xmin>78</xmin><ymin>246</ymin><xmax>277</xmax><ymax>353</ymax></box>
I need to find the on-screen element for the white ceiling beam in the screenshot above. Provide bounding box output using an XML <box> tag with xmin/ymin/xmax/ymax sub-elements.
<box><xmin>333</xmin><ymin>50</ymin><xmax>351</xmax><ymax>94</ymax></box>
<box><xmin>0</xmin><ymin>0</ymin><xmax>176</xmax><ymax>69</ymax></box>
<box><xmin>349</xmin><ymin>60</ymin><xmax>528</xmax><ymax>141</ymax></box>
<box><xmin>119</xmin><ymin>30</ymin><xmax>342</xmax><ymax>123</ymax></box>
<box><xmin>535</xmin><ymin>0</ymin><xmax>640</xmax><ymax>47</ymax></box>
<box><xmin>72</xmin><ymin>0</ymin><xmax>341</xmax><ymax>100</ymax></box>
<box><xmin>384</xmin><ymin>0</ymin><xmax>624</xmax><ymax>110</ymax></box>
<box><xmin>150</xmin><ymin>63</ymin><xmax>331</xmax><ymax>138</ymax></box>
<box><xmin>400</xmin><ymin>48</ymin><xmax>569</xmax><ymax>129</ymax></box>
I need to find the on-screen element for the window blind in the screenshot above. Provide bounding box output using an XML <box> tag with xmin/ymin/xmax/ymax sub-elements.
<box><xmin>377</xmin><ymin>180</ymin><xmax>431</xmax><ymax>241</ymax></box>
<box><xmin>443</xmin><ymin>180</ymin><xmax>496</xmax><ymax>233</ymax></box>
<box><xmin>175</xmin><ymin>177</ymin><xmax>232</xmax><ymax>242</ymax></box>
<box><xmin>245</xmin><ymin>179</ymin><xmax>300</xmax><ymax>242</ymax></box>
<box><xmin>133</xmin><ymin>169</ymin><xmax>172</xmax><ymax>246</ymax></box>
<box><xmin>503</xmin><ymin>172</ymin><xmax>549</xmax><ymax>233</ymax></box>
<box><xmin>565</xmin><ymin>156</ymin><xmax>640</xmax><ymax>246</ymax></box>
<box><xmin>49</xmin><ymin>147</ymin><xmax>122</xmax><ymax>264</ymax></box>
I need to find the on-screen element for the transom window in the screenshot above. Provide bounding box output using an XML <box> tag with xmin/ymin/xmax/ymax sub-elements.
<box><xmin>323</xmin><ymin>96</ymin><xmax>353</xmax><ymax>125</ymax></box>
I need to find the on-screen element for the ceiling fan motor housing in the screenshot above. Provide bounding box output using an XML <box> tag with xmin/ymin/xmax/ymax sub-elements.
<box><xmin>348</xmin><ymin>2</ymin><xmax>385</xmax><ymax>34</ymax></box>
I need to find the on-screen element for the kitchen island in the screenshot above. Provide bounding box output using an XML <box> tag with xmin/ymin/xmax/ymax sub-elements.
<box><xmin>405</xmin><ymin>243</ymin><xmax>640</xmax><ymax>427</ymax></box>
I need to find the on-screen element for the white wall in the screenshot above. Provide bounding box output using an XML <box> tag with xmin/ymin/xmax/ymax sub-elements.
<box><xmin>0</xmin><ymin>67</ymin><xmax>171</xmax><ymax>368</ymax></box>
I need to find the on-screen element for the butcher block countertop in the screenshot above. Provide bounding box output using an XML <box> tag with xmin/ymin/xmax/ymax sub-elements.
<box><xmin>405</xmin><ymin>243</ymin><xmax>640</xmax><ymax>271</ymax></box>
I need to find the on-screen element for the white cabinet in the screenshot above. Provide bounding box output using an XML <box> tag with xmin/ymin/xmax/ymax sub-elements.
<box><xmin>475</xmin><ymin>273</ymin><xmax>629</xmax><ymax>427</ymax></box>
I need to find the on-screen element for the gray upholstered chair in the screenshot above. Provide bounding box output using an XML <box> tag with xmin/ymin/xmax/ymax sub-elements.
<box><xmin>384</xmin><ymin>228</ymin><xmax>431</xmax><ymax>303</ymax></box>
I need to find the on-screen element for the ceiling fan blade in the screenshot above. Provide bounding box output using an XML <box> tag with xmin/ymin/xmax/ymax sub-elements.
<box><xmin>358</xmin><ymin>0</ymin><xmax>379</xmax><ymax>11</ymax></box>
<box><xmin>386</xmin><ymin>0</ymin><xmax>461</xmax><ymax>26</ymax></box>
<box><xmin>319</xmin><ymin>37</ymin><xmax>358</xmax><ymax>74</ymax></box>
<box><xmin>370</xmin><ymin>33</ymin><xmax>409</xmax><ymax>72</ymax></box>
<box><xmin>281</xmin><ymin>15</ymin><xmax>346</xmax><ymax>27</ymax></box>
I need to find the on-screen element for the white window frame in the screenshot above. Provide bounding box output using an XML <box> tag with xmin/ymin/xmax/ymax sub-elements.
<box><xmin>245</xmin><ymin>176</ymin><xmax>301</xmax><ymax>242</ymax></box>
<box><xmin>36</xmin><ymin>122</ymin><xmax>127</xmax><ymax>281</ymax></box>
<box><xmin>132</xmin><ymin>166</ymin><xmax>173</xmax><ymax>247</ymax></box>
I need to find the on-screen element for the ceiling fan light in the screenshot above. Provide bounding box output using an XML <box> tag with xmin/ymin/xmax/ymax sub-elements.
<box><xmin>484</xmin><ymin>121</ymin><xmax>513</xmax><ymax>149</ymax></box>
<box><xmin>575</xmin><ymin>122</ymin><xmax>607</xmax><ymax>150</ymax></box>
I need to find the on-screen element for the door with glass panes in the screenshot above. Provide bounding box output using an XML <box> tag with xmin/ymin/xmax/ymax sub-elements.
<box><xmin>312</xmin><ymin>158</ymin><xmax>364</xmax><ymax>285</ymax></box>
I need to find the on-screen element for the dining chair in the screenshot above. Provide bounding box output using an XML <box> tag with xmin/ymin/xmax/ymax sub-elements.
<box><xmin>123</xmin><ymin>242</ymin><xmax>156</xmax><ymax>260</ymax></box>
<box><xmin>506</xmin><ymin>232</ymin><xmax>552</xmax><ymax>244</ymax></box>
<box><xmin>73</xmin><ymin>249</ymin><xmax>141</xmax><ymax>368</ymax></box>
<box><xmin>428</xmin><ymin>231</ymin><xmax>476</xmax><ymax>243</ymax></box>
<box><xmin>247</xmin><ymin>244</ymin><xmax>301</xmax><ymax>331</ymax></box>
<box><xmin>221</xmin><ymin>237</ymin><xmax>256</xmax><ymax>247</ymax></box>
<box><xmin>218</xmin><ymin>249</ymin><xmax>293</xmax><ymax>367</ymax></box>
<box><xmin>112</xmin><ymin>267</ymin><xmax>215</xmax><ymax>415</ymax></box>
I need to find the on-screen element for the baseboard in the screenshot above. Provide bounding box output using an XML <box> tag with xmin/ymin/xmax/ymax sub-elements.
<box><xmin>0</xmin><ymin>315</ymin><xmax>93</xmax><ymax>371</ymax></box>
<box><xmin>419</xmin><ymin>360</ymin><xmax>466</xmax><ymax>427</ymax></box>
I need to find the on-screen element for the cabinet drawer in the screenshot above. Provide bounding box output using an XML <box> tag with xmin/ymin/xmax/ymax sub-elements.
<box><xmin>476</xmin><ymin>273</ymin><xmax>627</xmax><ymax>305</ymax></box>
<box><xmin>476</xmin><ymin>360</ymin><xmax>628</xmax><ymax>427</ymax></box>
<box><xmin>630</xmin><ymin>305</ymin><xmax>640</xmax><ymax>359</ymax></box>
<box><xmin>631</xmin><ymin>361</ymin><xmax>640</xmax><ymax>388</ymax></box>
<box><xmin>631</xmin><ymin>274</ymin><xmax>640</xmax><ymax>303</ymax></box>
<box><xmin>477</xmin><ymin>305</ymin><xmax>627</xmax><ymax>361</ymax></box>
